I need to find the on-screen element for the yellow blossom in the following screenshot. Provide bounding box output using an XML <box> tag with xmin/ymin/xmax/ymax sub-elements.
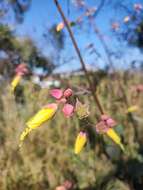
<box><xmin>56</xmin><ymin>22</ymin><xmax>64</xmax><ymax>32</ymax></box>
<box><xmin>106</xmin><ymin>128</ymin><xmax>125</xmax><ymax>151</ymax></box>
<box><xmin>126</xmin><ymin>105</ymin><xmax>139</xmax><ymax>113</ymax></box>
<box><xmin>74</xmin><ymin>132</ymin><xmax>87</xmax><ymax>154</ymax></box>
<box><xmin>11</xmin><ymin>75</ymin><xmax>21</xmax><ymax>92</ymax></box>
<box><xmin>19</xmin><ymin>103</ymin><xmax>58</xmax><ymax>147</ymax></box>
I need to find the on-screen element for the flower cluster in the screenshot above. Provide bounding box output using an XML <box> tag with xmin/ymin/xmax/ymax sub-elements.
<box><xmin>95</xmin><ymin>115</ymin><xmax>124</xmax><ymax>151</ymax></box>
<box><xmin>95</xmin><ymin>115</ymin><xmax>117</xmax><ymax>134</ymax></box>
<box><xmin>50</xmin><ymin>88</ymin><xmax>74</xmax><ymax>117</ymax></box>
<box><xmin>19</xmin><ymin>88</ymin><xmax>74</xmax><ymax>147</ymax></box>
<box><xmin>19</xmin><ymin>85</ymin><xmax>125</xmax><ymax>152</ymax></box>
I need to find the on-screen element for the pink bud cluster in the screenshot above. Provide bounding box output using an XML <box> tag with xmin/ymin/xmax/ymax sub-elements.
<box><xmin>15</xmin><ymin>63</ymin><xmax>28</xmax><ymax>76</ymax></box>
<box><xmin>50</xmin><ymin>88</ymin><xmax>74</xmax><ymax>117</ymax></box>
<box><xmin>95</xmin><ymin>115</ymin><xmax>117</xmax><ymax>134</ymax></box>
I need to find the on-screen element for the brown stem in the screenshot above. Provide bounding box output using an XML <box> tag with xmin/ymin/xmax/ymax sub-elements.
<box><xmin>54</xmin><ymin>0</ymin><xmax>104</xmax><ymax>114</ymax></box>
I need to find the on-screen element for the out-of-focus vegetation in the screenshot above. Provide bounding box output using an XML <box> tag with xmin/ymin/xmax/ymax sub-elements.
<box><xmin>0</xmin><ymin>24</ymin><xmax>63</xmax><ymax>76</ymax></box>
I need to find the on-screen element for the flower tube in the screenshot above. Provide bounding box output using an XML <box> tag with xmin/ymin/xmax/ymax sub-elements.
<box><xmin>96</xmin><ymin>115</ymin><xmax>125</xmax><ymax>151</ymax></box>
<box><xmin>11</xmin><ymin>63</ymin><xmax>28</xmax><ymax>92</ymax></box>
<box><xmin>11</xmin><ymin>74</ymin><xmax>22</xmax><ymax>92</ymax></box>
<box><xmin>74</xmin><ymin>131</ymin><xmax>87</xmax><ymax>154</ymax></box>
<box><xmin>106</xmin><ymin>128</ymin><xmax>125</xmax><ymax>151</ymax></box>
<box><xmin>19</xmin><ymin>103</ymin><xmax>57</xmax><ymax>146</ymax></box>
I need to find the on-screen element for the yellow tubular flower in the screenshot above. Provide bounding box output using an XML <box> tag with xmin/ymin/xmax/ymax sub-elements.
<box><xmin>106</xmin><ymin>128</ymin><xmax>125</xmax><ymax>152</ymax></box>
<box><xmin>19</xmin><ymin>103</ymin><xmax>58</xmax><ymax>147</ymax></box>
<box><xmin>11</xmin><ymin>75</ymin><xmax>21</xmax><ymax>92</ymax></box>
<box><xmin>74</xmin><ymin>132</ymin><xmax>87</xmax><ymax>154</ymax></box>
<box><xmin>126</xmin><ymin>105</ymin><xmax>138</xmax><ymax>113</ymax></box>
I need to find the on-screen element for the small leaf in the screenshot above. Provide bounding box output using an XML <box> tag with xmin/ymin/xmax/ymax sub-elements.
<box><xmin>75</xmin><ymin>98</ymin><xmax>90</xmax><ymax>119</ymax></box>
<box><xmin>70</xmin><ymin>21</ymin><xmax>76</xmax><ymax>27</ymax></box>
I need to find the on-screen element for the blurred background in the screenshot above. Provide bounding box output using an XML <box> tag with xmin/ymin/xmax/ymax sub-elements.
<box><xmin>0</xmin><ymin>0</ymin><xmax>143</xmax><ymax>189</ymax></box>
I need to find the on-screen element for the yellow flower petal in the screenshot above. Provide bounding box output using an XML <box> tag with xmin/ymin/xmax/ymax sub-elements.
<box><xmin>11</xmin><ymin>75</ymin><xmax>21</xmax><ymax>92</ymax></box>
<box><xmin>124</xmin><ymin>16</ymin><xmax>130</xmax><ymax>23</ymax></box>
<box><xmin>56</xmin><ymin>22</ymin><xmax>64</xmax><ymax>32</ymax></box>
<box><xmin>126</xmin><ymin>105</ymin><xmax>139</xmax><ymax>113</ymax></box>
<box><xmin>74</xmin><ymin>132</ymin><xmax>87</xmax><ymax>154</ymax></box>
<box><xmin>106</xmin><ymin>128</ymin><xmax>125</xmax><ymax>151</ymax></box>
<box><xmin>19</xmin><ymin>103</ymin><xmax>58</xmax><ymax>146</ymax></box>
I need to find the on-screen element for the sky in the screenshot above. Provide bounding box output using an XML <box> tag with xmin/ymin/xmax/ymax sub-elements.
<box><xmin>5</xmin><ymin>0</ymin><xmax>143</xmax><ymax>73</ymax></box>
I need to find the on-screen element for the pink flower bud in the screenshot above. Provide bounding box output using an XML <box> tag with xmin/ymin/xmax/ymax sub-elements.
<box><xmin>106</xmin><ymin>118</ymin><xmax>117</xmax><ymax>127</ymax></box>
<box><xmin>62</xmin><ymin>103</ymin><xmax>74</xmax><ymax>117</ymax></box>
<box><xmin>15</xmin><ymin>63</ymin><xmax>28</xmax><ymax>76</ymax></box>
<box><xmin>101</xmin><ymin>114</ymin><xmax>109</xmax><ymax>121</ymax></box>
<box><xmin>96</xmin><ymin>115</ymin><xmax>117</xmax><ymax>133</ymax></box>
<box><xmin>74</xmin><ymin>131</ymin><xmax>87</xmax><ymax>154</ymax></box>
<box><xmin>63</xmin><ymin>88</ymin><xmax>73</xmax><ymax>98</ymax></box>
<box><xmin>50</xmin><ymin>89</ymin><xmax>63</xmax><ymax>99</ymax></box>
<box><xmin>96</xmin><ymin>121</ymin><xmax>109</xmax><ymax>134</ymax></box>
